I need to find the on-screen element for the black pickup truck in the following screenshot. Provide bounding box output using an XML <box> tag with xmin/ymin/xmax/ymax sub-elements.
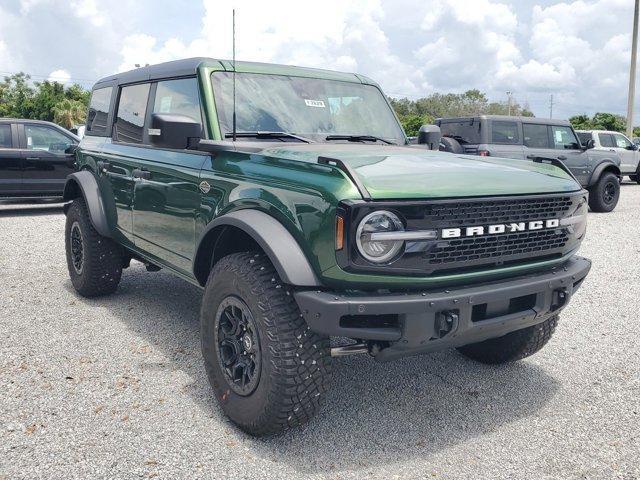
<box><xmin>0</xmin><ymin>118</ymin><xmax>79</xmax><ymax>200</ymax></box>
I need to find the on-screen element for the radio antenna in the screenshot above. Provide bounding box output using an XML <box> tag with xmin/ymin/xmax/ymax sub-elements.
<box><xmin>232</xmin><ymin>8</ymin><xmax>237</xmax><ymax>142</ymax></box>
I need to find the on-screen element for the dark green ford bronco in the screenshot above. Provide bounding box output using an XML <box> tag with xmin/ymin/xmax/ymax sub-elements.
<box><xmin>63</xmin><ymin>58</ymin><xmax>591</xmax><ymax>436</ymax></box>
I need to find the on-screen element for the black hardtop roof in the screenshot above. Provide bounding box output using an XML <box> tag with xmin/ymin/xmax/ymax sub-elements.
<box><xmin>93</xmin><ymin>57</ymin><xmax>369</xmax><ymax>89</ymax></box>
<box><xmin>437</xmin><ymin>115</ymin><xmax>571</xmax><ymax>126</ymax></box>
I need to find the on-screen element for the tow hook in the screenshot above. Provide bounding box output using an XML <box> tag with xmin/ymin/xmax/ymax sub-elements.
<box><xmin>436</xmin><ymin>310</ymin><xmax>459</xmax><ymax>338</ymax></box>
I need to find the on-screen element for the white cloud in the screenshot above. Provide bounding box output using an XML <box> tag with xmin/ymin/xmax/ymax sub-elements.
<box><xmin>0</xmin><ymin>0</ymin><xmax>637</xmax><ymax>120</ymax></box>
<box><xmin>47</xmin><ymin>69</ymin><xmax>71</xmax><ymax>83</ymax></box>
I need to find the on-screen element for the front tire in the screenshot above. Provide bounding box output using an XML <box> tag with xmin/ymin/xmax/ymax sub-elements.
<box><xmin>457</xmin><ymin>315</ymin><xmax>558</xmax><ymax>364</ymax></box>
<box><xmin>588</xmin><ymin>171</ymin><xmax>619</xmax><ymax>212</ymax></box>
<box><xmin>65</xmin><ymin>198</ymin><xmax>123</xmax><ymax>297</ymax></box>
<box><xmin>200</xmin><ymin>252</ymin><xmax>331</xmax><ymax>436</ymax></box>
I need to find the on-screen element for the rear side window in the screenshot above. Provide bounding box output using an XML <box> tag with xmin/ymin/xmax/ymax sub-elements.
<box><xmin>153</xmin><ymin>78</ymin><xmax>202</xmax><ymax>124</ymax></box>
<box><xmin>598</xmin><ymin>133</ymin><xmax>615</xmax><ymax>148</ymax></box>
<box><xmin>523</xmin><ymin>124</ymin><xmax>550</xmax><ymax>148</ymax></box>
<box><xmin>115</xmin><ymin>83</ymin><xmax>151</xmax><ymax>144</ymax></box>
<box><xmin>86</xmin><ymin>87</ymin><xmax>113</xmax><ymax>136</ymax></box>
<box><xmin>0</xmin><ymin>124</ymin><xmax>12</xmax><ymax>148</ymax></box>
<box><xmin>551</xmin><ymin>126</ymin><xmax>580</xmax><ymax>150</ymax></box>
<box><xmin>491</xmin><ymin>121</ymin><xmax>519</xmax><ymax>144</ymax></box>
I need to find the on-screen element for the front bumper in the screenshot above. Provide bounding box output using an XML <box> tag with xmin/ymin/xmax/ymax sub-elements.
<box><xmin>294</xmin><ymin>256</ymin><xmax>591</xmax><ymax>362</ymax></box>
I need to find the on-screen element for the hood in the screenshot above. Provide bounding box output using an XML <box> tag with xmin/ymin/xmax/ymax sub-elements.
<box><xmin>259</xmin><ymin>144</ymin><xmax>581</xmax><ymax>200</ymax></box>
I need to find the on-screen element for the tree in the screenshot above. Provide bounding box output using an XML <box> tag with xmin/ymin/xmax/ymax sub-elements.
<box><xmin>0</xmin><ymin>72</ymin><xmax>90</xmax><ymax>129</ymax></box>
<box><xmin>389</xmin><ymin>89</ymin><xmax>533</xmax><ymax>135</ymax></box>
<box><xmin>53</xmin><ymin>98</ymin><xmax>87</xmax><ymax>129</ymax></box>
<box><xmin>569</xmin><ymin>112</ymin><xmax>627</xmax><ymax>132</ymax></box>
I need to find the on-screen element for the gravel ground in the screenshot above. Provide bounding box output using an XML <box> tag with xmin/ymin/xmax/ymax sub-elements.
<box><xmin>1</xmin><ymin>188</ymin><xmax>639</xmax><ymax>480</ymax></box>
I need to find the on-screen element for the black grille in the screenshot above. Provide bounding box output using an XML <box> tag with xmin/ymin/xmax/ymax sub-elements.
<box><xmin>429</xmin><ymin>229</ymin><xmax>569</xmax><ymax>265</ymax></box>
<box><xmin>423</xmin><ymin>196</ymin><xmax>573</xmax><ymax>227</ymax></box>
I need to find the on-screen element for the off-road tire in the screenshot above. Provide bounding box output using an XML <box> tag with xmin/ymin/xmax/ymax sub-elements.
<box><xmin>65</xmin><ymin>198</ymin><xmax>123</xmax><ymax>297</ymax></box>
<box><xmin>457</xmin><ymin>315</ymin><xmax>558</xmax><ymax>364</ymax></box>
<box><xmin>588</xmin><ymin>171</ymin><xmax>619</xmax><ymax>212</ymax></box>
<box><xmin>200</xmin><ymin>252</ymin><xmax>332</xmax><ymax>436</ymax></box>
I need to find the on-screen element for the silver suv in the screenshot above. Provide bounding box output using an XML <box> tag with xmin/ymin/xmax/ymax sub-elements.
<box><xmin>576</xmin><ymin>130</ymin><xmax>640</xmax><ymax>183</ymax></box>
<box><xmin>435</xmin><ymin>115</ymin><xmax>622</xmax><ymax>212</ymax></box>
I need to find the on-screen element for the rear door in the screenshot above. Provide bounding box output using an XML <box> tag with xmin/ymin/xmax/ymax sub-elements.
<box><xmin>131</xmin><ymin>77</ymin><xmax>206</xmax><ymax>274</ymax></box>
<box><xmin>20</xmin><ymin>123</ymin><xmax>78</xmax><ymax>195</ymax></box>
<box><xmin>488</xmin><ymin>120</ymin><xmax>524</xmax><ymax>159</ymax></box>
<box><xmin>523</xmin><ymin>123</ymin><xmax>556</xmax><ymax>161</ymax></box>
<box><xmin>610</xmin><ymin>133</ymin><xmax>638</xmax><ymax>173</ymax></box>
<box><xmin>0</xmin><ymin>123</ymin><xmax>22</xmax><ymax>195</ymax></box>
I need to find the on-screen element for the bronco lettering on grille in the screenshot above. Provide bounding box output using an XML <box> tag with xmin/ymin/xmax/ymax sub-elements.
<box><xmin>441</xmin><ymin>219</ymin><xmax>560</xmax><ymax>239</ymax></box>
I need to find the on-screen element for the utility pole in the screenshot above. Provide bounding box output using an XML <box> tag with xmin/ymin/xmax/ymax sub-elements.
<box><xmin>506</xmin><ymin>91</ymin><xmax>512</xmax><ymax>116</ymax></box>
<box><xmin>626</xmin><ymin>0</ymin><xmax>639</xmax><ymax>138</ymax></box>
<box><xmin>549</xmin><ymin>94</ymin><xmax>554</xmax><ymax>118</ymax></box>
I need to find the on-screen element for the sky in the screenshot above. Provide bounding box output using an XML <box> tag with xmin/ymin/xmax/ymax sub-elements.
<box><xmin>0</xmin><ymin>0</ymin><xmax>637</xmax><ymax>121</ymax></box>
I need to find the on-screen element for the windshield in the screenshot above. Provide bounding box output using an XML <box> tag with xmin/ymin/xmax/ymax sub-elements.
<box><xmin>211</xmin><ymin>71</ymin><xmax>406</xmax><ymax>144</ymax></box>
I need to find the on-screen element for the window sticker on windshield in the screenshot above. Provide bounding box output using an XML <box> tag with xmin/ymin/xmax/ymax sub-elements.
<box><xmin>160</xmin><ymin>96</ymin><xmax>172</xmax><ymax>113</ymax></box>
<box><xmin>304</xmin><ymin>99</ymin><xmax>325</xmax><ymax>108</ymax></box>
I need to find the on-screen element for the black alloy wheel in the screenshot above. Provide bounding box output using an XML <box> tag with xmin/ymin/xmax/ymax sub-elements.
<box><xmin>214</xmin><ymin>296</ymin><xmax>262</xmax><ymax>396</ymax></box>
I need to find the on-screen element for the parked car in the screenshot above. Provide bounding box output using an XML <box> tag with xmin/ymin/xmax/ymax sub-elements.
<box><xmin>435</xmin><ymin>115</ymin><xmax>622</xmax><ymax>212</ymax></box>
<box><xmin>576</xmin><ymin>130</ymin><xmax>640</xmax><ymax>183</ymax></box>
<box><xmin>0</xmin><ymin>118</ymin><xmax>79</xmax><ymax>199</ymax></box>
<box><xmin>63</xmin><ymin>58</ymin><xmax>591</xmax><ymax>436</ymax></box>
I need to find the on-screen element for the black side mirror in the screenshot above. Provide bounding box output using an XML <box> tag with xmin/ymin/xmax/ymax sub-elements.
<box><xmin>150</xmin><ymin>113</ymin><xmax>202</xmax><ymax>150</ymax></box>
<box><xmin>584</xmin><ymin>139</ymin><xmax>595</xmax><ymax>150</ymax></box>
<box><xmin>417</xmin><ymin>125</ymin><xmax>442</xmax><ymax>150</ymax></box>
<box><xmin>65</xmin><ymin>144</ymin><xmax>78</xmax><ymax>154</ymax></box>
<box><xmin>627</xmin><ymin>143</ymin><xmax>638</xmax><ymax>151</ymax></box>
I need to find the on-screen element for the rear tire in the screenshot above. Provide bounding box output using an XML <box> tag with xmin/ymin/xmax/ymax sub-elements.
<box><xmin>457</xmin><ymin>315</ymin><xmax>558</xmax><ymax>364</ymax></box>
<box><xmin>439</xmin><ymin>136</ymin><xmax>464</xmax><ymax>153</ymax></box>
<box><xmin>65</xmin><ymin>198</ymin><xmax>123</xmax><ymax>297</ymax></box>
<box><xmin>200</xmin><ymin>252</ymin><xmax>331</xmax><ymax>436</ymax></box>
<box><xmin>588</xmin><ymin>171</ymin><xmax>619</xmax><ymax>212</ymax></box>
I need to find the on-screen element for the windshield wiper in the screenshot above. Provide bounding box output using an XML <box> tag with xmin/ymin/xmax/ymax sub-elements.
<box><xmin>325</xmin><ymin>134</ymin><xmax>396</xmax><ymax>145</ymax></box>
<box><xmin>224</xmin><ymin>131</ymin><xmax>313</xmax><ymax>143</ymax></box>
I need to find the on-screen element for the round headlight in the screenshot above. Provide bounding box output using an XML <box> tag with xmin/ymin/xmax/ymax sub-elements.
<box><xmin>356</xmin><ymin>210</ymin><xmax>404</xmax><ymax>263</ymax></box>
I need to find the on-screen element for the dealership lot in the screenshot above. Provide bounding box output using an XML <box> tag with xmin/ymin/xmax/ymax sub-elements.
<box><xmin>1</xmin><ymin>188</ymin><xmax>639</xmax><ymax>479</ymax></box>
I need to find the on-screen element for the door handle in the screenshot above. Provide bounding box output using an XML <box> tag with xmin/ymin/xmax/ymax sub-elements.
<box><xmin>96</xmin><ymin>160</ymin><xmax>110</xmax><ymax>173</ymax></box>
<box><xmin>25</xmin><ymin>157</ymin><xmax>40</xmax><ymax>161</ymax></box>
<box><xmin>132</xmin><ymin>168</ymin><xmax>151</xmax><ymax>180</ymax></box>
<box><xmin>557</xmin><ymin>155</ymin><xmax>567</xmax><ymax>160</ymax></box>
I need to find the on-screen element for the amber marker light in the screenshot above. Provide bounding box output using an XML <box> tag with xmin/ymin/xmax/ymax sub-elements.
<box><xmin>335</xmin><ymin>215</ymin><xmax>345</xmax><ymax>250</ymax></box>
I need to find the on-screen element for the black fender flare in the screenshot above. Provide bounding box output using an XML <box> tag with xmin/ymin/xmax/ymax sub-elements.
<box><xmin>194</xmin><ymin>209</ymin><xmax>321</xmax><ymax>287</ymax></box>
<box><xmin>62</xmin><ymin>171</ymin><xmax>111</xmax><ymax>238</ymax></box>
<box><xmin>588</xmin><ymin>160</ymin><xmax>621</xmax><ymax>187</ymax></box>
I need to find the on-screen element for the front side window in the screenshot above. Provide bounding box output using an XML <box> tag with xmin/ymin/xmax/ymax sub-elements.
<box><xmin>211</xmin><ymin>72</ymin><xmax>405</xmax><ymax>144</ymax></box>
<box><xmin>153</xmin><ymin>78</ymin><xmax>202</xmax><ymax>124</ymax></box>
<box><xmin>612</xmin><ymin>133</ymin><xmax>632</xmax><ymax>149</ymax></box>
<box><xmin>0</xmin><ymin>125</ymin><xmax>12</xmax><ymax>148</ymax></box>
<box><xmin>551</xmin><ymin>126</ymin><xmax>580</xmax><ymax>150</ymax></box>
<box><xmin>115</xmin><ymin>83</ymin><xmax>150</xmax><ymax>144</ymax></box>
<box><xmin>598</xmin><ymin>133</ymin><xmax>615</xmax><ymax>148</ymax></box>
<box><xmin>491</xmin><ymin>121</ymin><xmax>519</xmax><ymax>144</ymax></box>
<box><xmin>25</xmin><ymin>125</ymin><xmax>73</xmax><ymax>152</ymax></box>
<box><xmin>523</xmin><ymin>124</ymin><xmax>550</xmax><ymax>148</ymax></box>
<box><xmin>86</xmin><ymin>87</ymin><xmax>113</xmax><ymax>136</ymax></box>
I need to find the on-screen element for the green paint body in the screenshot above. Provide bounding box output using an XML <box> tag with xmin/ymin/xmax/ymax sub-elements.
<box><xmin>77</xmin><ymin>60</ymin><xmax>583</xmax><ymax>290</ymax></box>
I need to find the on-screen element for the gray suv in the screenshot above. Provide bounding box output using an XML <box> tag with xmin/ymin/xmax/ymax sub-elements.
<box><xmin>435</xmin><ymin>115</ymin><xmax>622</xmax><ymax>212</ymax></box>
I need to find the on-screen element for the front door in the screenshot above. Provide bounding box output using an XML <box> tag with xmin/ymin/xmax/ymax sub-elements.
<box><xmin>610</xmin><ymin>132</ymin><xmax>639</xmax><ymax>174</ymax></box>
<box><xmin>0</xmin><ymin>123</ymin><xmax>22</xmax><ymax>195</ymax></box>
<box><xmin>130</xmin><ymin>77</ymin><xmax>206</xmax><ymax>274</ymax></box>
<box><xmin>549</xmin><ymin>125</ymin><xmax>589</xmax><ymax>184</ymax></box>
<box><xmin>20</xmin><ymin>123</ymin><xmax>78</xmax><ymax>195</ymax></box>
